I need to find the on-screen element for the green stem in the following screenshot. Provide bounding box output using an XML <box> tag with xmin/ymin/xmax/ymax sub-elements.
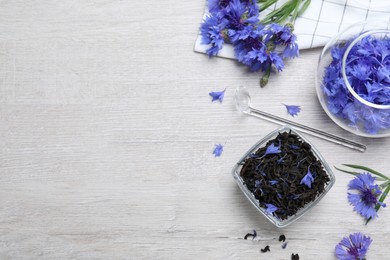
<box><xmin>260</xmin><ymin>65</ymin><xmax>271</xmax><ymax>87</ymax></box>
<box><xmin>291</xmin><ymin>0</ymin><xmax>302</xmax><ymax>23</ymax></box>
<box><xmin>259</xmin><ymin>0</ymin><xmax>278</xmax><ymax>12</ymax></box>
<box><xmin>380</xmin><ymin>181</ymin><xmax>390</xmax><ymax>189</ymax></box>
<box><xmin>260</xmin><ymin>0</ymin><xmax>311</xmax><ymax>25</ymax></box>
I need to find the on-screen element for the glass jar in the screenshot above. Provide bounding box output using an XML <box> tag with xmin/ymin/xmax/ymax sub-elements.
<box><xmin>316</xmin><ymin>21</ymin><xmax>390</xmax><ymax>137</ymax></box>
<box><xmin>232</xmin><ymin>125</ymin><xmax>335</xmax><ymax>228</ymax></box>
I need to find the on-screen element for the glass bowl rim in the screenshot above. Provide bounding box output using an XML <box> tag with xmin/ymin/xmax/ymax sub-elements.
<box><xmin>341</xmin><ymin>29</ymin><xmax>390</xmax><ymax>110</ymax></box>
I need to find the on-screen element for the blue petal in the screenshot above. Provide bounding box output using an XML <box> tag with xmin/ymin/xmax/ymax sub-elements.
<box><xmin>213</xmin><ymin>144</ymin><xmax>224</xmax><ymax>157</ymax></box>
<box><xmin>264</xmin><ymin>143</ymin><xmax>281</xmax><ymax>155</ymax></box>
<box><xmin>265</xmin><ymin>203</ymin><xmax>278</xmax><ymax>214</ymax></box>
<box><xmin>209</xmin><ymin>89</ymin><xmax>226</xmax><ymax>102</ymax></box>
<box><xmin>300</xmin><ymin>169</ymin><xmax>314</xmax><ymax>188</ymax></box>
<box><xmin>283</xmin><ymin>104</ymin><xmax>301</xmax><ymax>117</ymax></box>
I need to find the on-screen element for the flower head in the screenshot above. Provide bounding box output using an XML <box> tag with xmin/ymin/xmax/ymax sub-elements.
<box><xmin>335</xmin><ymin>233</ymin><xmax>372</xmax><ymax>260</ymax></box>
<box><xmin>282</xmin><ymin>34</ymin><xmax>299</xmax><ymax>59</ymax></box>
<box><xmin>200</xmin><ymin>15</ymin><xmax>227</xmax><ymax>57</ymax></box>
<box><xmin>222</xmin><ymin>0</ymin><xmax>259</xmax><ymax>31</ymax></box>
<box><xmin>213</xmin><ymin>144</ymin><xmax>224</xmax><ymax>157</ymax></box>
<box><xmin>347</xmin><ymin>173</ymin><xmax>386</xmax><ymax>220</ymax></box>
<box><xmin>209</xmin><ymin>88</ymin><xmax>226</xmax><ymax>102</ymax></box>
<box><xmin>300</xmin><ymin>168</ymin><xmax>314</xmax><ymax>188</ymax></box>
<box><xmin>283</xmin><ymin>104</ymin><xmax>301</xmax><ymax>117</ymax></box>
<box><xmin>208</xmin><ymin>0</ymin><xmax>259</xmax><ymax>17</ymax></box>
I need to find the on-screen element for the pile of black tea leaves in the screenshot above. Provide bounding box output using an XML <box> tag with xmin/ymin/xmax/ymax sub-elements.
<box><xmin>239</xmin><ymin>130</ymin><xmax>330</xmax><ymax>220</ymax></box>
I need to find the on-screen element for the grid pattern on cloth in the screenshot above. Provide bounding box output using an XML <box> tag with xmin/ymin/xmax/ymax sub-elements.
<box><xmin>194</xmin><ymin>0</ymin><xmax>390</xmax><ymax>59</ymax></box>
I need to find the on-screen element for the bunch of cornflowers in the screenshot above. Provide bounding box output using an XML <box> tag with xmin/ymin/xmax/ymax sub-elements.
<box><xmin>200</xmin><ymin>0</ymin><xmax>309</xmax><ymax>87</ymax></box>
<box><xmin>322</xmin><ymin>35</ymin><xmax>390</xmax><ymax>134</ymax></box>
<box><xmin>336</xmin><ymin>164</ymin><xmax>390</xmax><ymax>224</ymax></box>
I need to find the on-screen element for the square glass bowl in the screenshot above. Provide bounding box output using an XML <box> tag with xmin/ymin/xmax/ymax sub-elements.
<box><xmin>232</xmin><ymin>125</ymin><xmax>335</xmax><ymax>228</ymax></box>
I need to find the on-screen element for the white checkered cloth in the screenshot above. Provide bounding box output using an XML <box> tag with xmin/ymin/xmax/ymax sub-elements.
<box><xmin>194</xmin><ymin>0</ymin><xmax>390</xmax><ymax>59</ymax></box>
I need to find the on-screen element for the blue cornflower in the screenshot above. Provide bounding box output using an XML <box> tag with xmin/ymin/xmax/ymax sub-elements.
<box><xmin>213</xmin><ymin>144</ymin><xmax>224</xmax><ymax>157</ymax></box>
<box><xmin>300</xmin><ymin>168</ymin><xmax>314</xmax><ymax>188</ymax></box>
<box><xmin>269</xmin><ymin>180</ymin><xmax>278</xmax><ymax>185</ymax></box>
<box><xmin>282</xmin><ymin>34</ymin><xmax>299</xmax><ymax>59</ymax></box>
<box><xmin>223</xmin><ymin>0</ymin><xmax>259</xmax><ymax>31</ymax></box>
<box><xmin>200</xmin><ymin>15</ymin><xmax>227</xmax><ymax>57</ymax></box>
<box><xmin>208</xmin><ymin>0</ymin><xmax>231</xmax><ymax>15</ymax></box>
<box><xmin>269</xmin><ymin>52</ymin><xmax>284</xmax><ymax>71</ymax></box>
<box><xmin>240</xmin><ymin>47</ymin><xmax>284</xmax><ymax>72</ymax></box>
<box><xmin>263</xmin><ymin>23</ymin><xmax>290</xmax><ymax>44</ymax></box>
<box><xmin>265</xmin><ymin>203</ymin><xmax>278</xmax><ymax>215</ymax></box>
<box><xmin>261</xmin><ymin>24</ymin><xmax>299</xmax><ymax>59</ymax></box>
<box><xmin>209</xmin><ymin>88</ymin><xmax>226</xmax><ymax>102</ymax></box>
<box><xmin>283</xmin><ymin>104</ymin><xmax>301</xmax><ymax>117</ymax></box>
<box><xmin>348</xmin><ymin>173</ymin><xmax>386</xmax><ymax>220</ymax></box>
<box><xmin>208</xmin><ymin>0</ymin><xmax>258</xmax><ymax>17</ymax></box>
<box><xmin>335</xmin><ymin>233</ymin><xmax>372</xmax><ymax>260</ymax></box>
<box><xmin>228</xmin><ymin>24</ymin><xmax>264</xmax><ymax>44</ymax></box>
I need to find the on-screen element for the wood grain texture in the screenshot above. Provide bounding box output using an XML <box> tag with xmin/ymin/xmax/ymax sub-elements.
<box><xmin>0</xmin><ymin>1</ymin><xmax>389</xmax><ymax>259</ymax></box>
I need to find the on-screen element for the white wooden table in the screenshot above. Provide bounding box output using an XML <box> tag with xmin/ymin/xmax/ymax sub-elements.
<box><xmin>0</xmin><ymin>1</ymin><xmax>389</xmax><ymax>259</ymax></box>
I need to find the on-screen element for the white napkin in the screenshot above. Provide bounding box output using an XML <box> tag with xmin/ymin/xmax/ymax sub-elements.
<box><xmin>194</xmin><ymin>0</ymin><xmax>390</xmax><ymax>59</ymax></box>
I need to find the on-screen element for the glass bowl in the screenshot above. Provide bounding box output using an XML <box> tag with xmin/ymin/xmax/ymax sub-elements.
<box><xmin>315</xmin><ymin>21</ymin><xmax>390</xmax><ymax>137</ymax></box>
<box><xmin>232</xmin><ymin>125</ymin><xmax>335</xmax><ymax>228</ymax></box>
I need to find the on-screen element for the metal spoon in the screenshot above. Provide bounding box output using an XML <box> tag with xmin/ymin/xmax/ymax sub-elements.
<box><xmin>234</xmin><ymin>86</ymin><xmax>367</xmax><ymax>152</ymax></box>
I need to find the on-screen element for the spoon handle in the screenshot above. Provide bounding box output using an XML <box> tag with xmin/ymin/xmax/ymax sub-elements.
<box><xmin>248</xmin><ymin>106</ymin><xmax>367</xmax><ymax>152</ymax></box>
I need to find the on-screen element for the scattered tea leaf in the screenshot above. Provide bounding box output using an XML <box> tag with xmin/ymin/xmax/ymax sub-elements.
<box><xmin>260</xmin><ymin>245</ymin><xmax>270</xmax><ymax>253</ymax></box>
<box><xmin>244</xmin><ymin>230</ymin><xmax>257</xmax><ymax>240</ymax></box>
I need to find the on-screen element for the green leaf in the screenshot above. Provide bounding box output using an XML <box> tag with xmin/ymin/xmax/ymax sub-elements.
<box><xmin>259</xmin><ymin>0</ymin><xmax>278</xmax><ymax>12</ymax></box>
<box><xmin>342</xmin><ymin>164</ymin><xmax>390</xmax><ymax>180</ymax></box>
<box><xmin>291</xmin><ymin>0</ymin><xmax>302</xmax><ymax>22</ymax></box>
<box><xmin>377</xmin><ymin>184</ymin><xmax>390</xmax><ymax>209</ymax></box>
<box><xmin>365</xmin><ymin>183</ymin><xmax>390</xmax><ymax>225</ymax></box>
<box><xmin>297</xmin><ymin>0</ymin><xmax>311</xmax><ymax>17</ymax></box>
<box><xmin>334</xmin><ymin>166</ymin><xmax>360</xmax><ymax>176</ymax></box>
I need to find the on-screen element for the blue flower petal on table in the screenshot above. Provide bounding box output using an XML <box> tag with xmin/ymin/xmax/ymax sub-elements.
<box><xmin>300</xmin><ymin>168</ymin><xmax>314</xmax><ymax>188</ymax></box>
<box><xmin>347</xmin><ymin>173</ymin><xmax>386</xmax><ymax>220</ymax></box>
<box><xmin>283</xmin><ymin>104</ymin><xmax>301</xmax><ymax>117</ymax></box>
<box><xmin>209</xmin><ymin>89</ymin><xmax>226</xmax><ymax>102</ymax></box>
<box><xmin>212</xmin><ymin>144</ymin><xmax>224</xmax><ymax>157</ymax></box>
<box><xmin>335</xmin><ymin>233</ymin><xmax>372</xmax><ymax>260</ymax></box>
